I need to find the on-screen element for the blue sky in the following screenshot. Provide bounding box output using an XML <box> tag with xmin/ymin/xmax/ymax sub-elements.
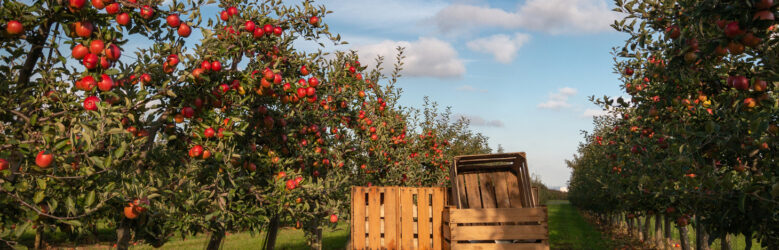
<box><xmin>310</xmin><ymin>0</ymin><xmax>629</xmax><ymax>188</ymax></box>
<box><xmin>114</xmin><ymin>0</ymin><xmax>628</xmax><ymax>188</ymax></box>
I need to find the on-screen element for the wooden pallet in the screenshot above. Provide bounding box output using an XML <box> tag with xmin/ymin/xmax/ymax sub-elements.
<box><xmin>442</xmin><ymin>207</ymin><xmax>549</xmax><ymax>249</ymax></box>
<box><xmin>350</xmin><ymin>186</ymin><xmax>447</xmax><ymax>250</ymax></box>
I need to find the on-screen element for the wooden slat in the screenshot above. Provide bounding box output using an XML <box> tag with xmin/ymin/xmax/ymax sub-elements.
<box><xmin>450</xmin><ymin>161</ymin><xmax>458</xmax><ymax>207</ymax></box>
<box><xmin>351</xmin><ymin>187</ymin><xmax>366</xmax><ymax>249</ymax></box>
<box><xmin>455</xmin><ymin>163</ymin><xmax>516</xmax><ymax>173</ymax></box>
<box><xmin>449</xmin><ymin>208</ymin><xmax>547</xmax><ymax>223</ymax></box>
<box><xmin>456</xmin><ymin>174</ymin><xmax>469</xmax><ymax>208</ymax></box>
<box><xmin>454</xmin><ymin>152</ymin><xmax>524</xmax><ymax>161</ymax></box>
<box><xmin>492</xmin><ymin>172</ymin><xmax>510</xmax><ymax>208</ymax></box>
<box><xmin>368</xmin><ymin>188</ymin><xmax>381</xmax><ymax>249</ymax></box>
<box><xmin>432</xmin><ymin>188</ymin><xmax>444</xmax><ymax>250</ymax></box>
<box><xmin>505</xmin><ymin>171</ymin><xmax>523</xmax><ymax>208</ymax></box>
<box><xmin>463</xmin><ymin>173</ymin><xmax>482</xmax><ymax>209</ymax></box>
<box><xmin>450</xmin><ymin>224</ymin><xmax>548</xmax><ymax>241</ymax></box>
<box><xmin>400</xmin><ymin>187</ymin><xmax>414</xmax><ymax>248</ymax></box>
<box><xmin>478</xmin><ymin>173</ymin><xmax>497</xmax><ymax>208</ymax></box>
<box><xmin>417</xmin><ymin>188</ymin><xmax>431</xmax><ymax>249</ymax></box>
<box><xmin>384</xmin><ymin>187</ymin><xmax>398</xmax><ymax>249</ymax></box>
<box><xmin>449</xmin><ymin>242</ymin><xmax>548</xmax><ymax>250</ymax></box>
<box><xmin>519</xmin><ymin>159</ymin><xmax>534</xmax><ymax>207</ymax></box>
<box><xmin>532</xmin><ymin>187</ymin><xmax>539</xmax><ymax>206</ymax></box>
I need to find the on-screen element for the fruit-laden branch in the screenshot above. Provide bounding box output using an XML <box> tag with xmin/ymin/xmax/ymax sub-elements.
<box><xmin>0</xmin><ymin>184</ymin><xmax>116</xmax><ymax>220</ymax></box>
<box><xmin>12</xmin><ymin>169</ymin><xmax>109</xmax><ymax>180</ymax></box>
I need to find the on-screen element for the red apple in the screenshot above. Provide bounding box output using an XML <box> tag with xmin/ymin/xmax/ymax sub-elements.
<box><xmin>300</xmin><ymin>65</ymin><xmax>309</xmax><ymax>75</ymax></box>
<box><xmin>167</xmin><ymin>14</ymin><xmax>181</xmax><ymax>27</ymax></box>
<box><xmin>105</xmin><ymin>3</ymin><xmax>120</xmax><ymax>15</ymax></box>
<box><xmin>89</xmin><ymin>40</ymin><xmax>104</xmax><ymax>54</ymax></box>
<box><xmin>72</xmin><ymin>44</ymin><xmax>89</xmax><ymax>59</ymax></box>
<box><xmin>167</xmin><ymin>54</ymin><xmax>179</xmax><ymax>66</ymax></box>
<box><xmin>83</xmin><ymin>53</ymin><xmax>98</xmax><ymax>69</ymax></box>
<box><xmin>244</xmin><ymin>20</ymin><xmax>255</xmax><ymax>32</ymax></box>
<box><xmin>204</xmin><ymin>127</ymin><xmax>215</xmax><ymax>138</ymax></box>
<box><xmin>91</xmin><ymin>0</ymin><xmax>105</xmax><ymax>9</ymax></box>
<box><xmin>308</xmin><ymin>77</ymin><xmax>319</xmax><ymax>87</ymax></box>
<box><xmin>99</xmin><ymin>56</ymin><xmax>111</xmax><ymax>69</ymax></box>
<box><xmin>188</xmin><ymin>145</ymin><xmax>203</xmax><ymax>158</ymax></box>
<box><xmin>35</xmin><ymin>150</ymin><xmax>54</xmax><ymax>168</ymax></box>
<box><xmin>116</xmin><ymin>13</ymin><xmax>130</xmax><ymax>26</ymax></box>
<box><xmin>253</xmin><ymin>28</ymin><xmax>264</xmax><ymax>38</ymax></box>
<box><xmin>724</xmin><ymin>21</ymin><xmax>744</xmax><ymax>38</ymax></box>
<box><xmin>211</xmin><ymin>61</ymin><xmax>221</xmax><ymax>71</ymax></box>
<box><xmin>273</xmin><ymin>26</ymin><xmax>282</xmax><ymax>36</ymax></box>
<box><xmin>83</xmin><ymin>96</ymin><xmax>100</xmax><ymax>111</ymax></box>
<box><xmin>139</xmin><ymin>5</ymin><xmax>154</xmax><ymax>19</ymax></box>
<box><xmin>309</xmin><ymin>16</ymin><xmax>319</xmax><ymax>25</ymax></box>
<box><xmin>306</xmin><ymin>87</ymin><xmax>315</xmax><ymax>97</ymax></box>
<box><xmin>181</xmin><ymin>107</ymin><xmax>194</xmax><ymax>118</ymax></box>
<box><xmin>227</xmin><ymin>6</ymin><xmax>238</xmax><ymax>16</ymax></box>
<box><xmin>0</xmin><ymin>158</ymin><xmax>8</xmax><ymax>171</ymax></box>
<box><xmin>79</xmin><ymin>75</ymin><xmax>96</xmax><ymax>91</ymax></box>
<box><xmin>744</xmin><ymin>98</ymin><xmax>757</xmax><ymax>108</ymax></box>
<box><xmin>178</xmin><ymin>23</ymin><xmax>191</xmax><ymax>37</ymax></box>
<box><xmin>754</xmin><ymin>10</ymin><xmax>775</xmax><ymax>21</ymax></box>
<box><xmin>285</xmin><ymin>179</ymin><xmax>296</xmax><ymax>190</ymax></box>
<box><xmin>624</xmin><ymin>67</ymin><xmax>633</xmax><ymax>76</ymax></box>
<box><xmin>201</xmin><ymin>60</ymin><xmax>211</xmax><ymax>71</ymax></box>
<box><xmin>756</xmin><ymin>0</ymin><xmax>774</xmax><ymax>9</ymax></box>
<box><xmin>220</xmin><ymin>11</ymin><xmax>229</xmax><ymax>21</ymax></box>
<box><xmin>104</xmin><ymin>44</ymin><xmax>121</xmax><ymax>61</ymax></box>
<box><xmin>98</xmin><ymin>74</ymin><xmax>113</xmax><ymax>91</ymax></box>
<box><xmin>75</xmin><ymin>21</ymin><xmax>94</xmax><ymax>37</ymax></box>
<box><xmin>732</xmin><ymin>76</ymin><xmax>749</xmax><ymax>90</ymax></box>
<box><xmin>753</xmin><ymin>79</ymin><xmax>767</xmax><ymax>92</ymax></box>
<box><xmin>69</xmin><ymin>0</ymin><xmax>86</xmax><ymax>10</ymax></box>
<box><xmin>263</xmin><ymin>24</ymin><xmax>273</xmax><ymax>33</ymax></box>
<box><xmin>6</xmin><ymin>20</ymin><xmax>23</xmax><ymax>35</ymax></box>
<box><xmin>329</xmin><ymin>214</ymin><xmax>337</xmax><ymax>223</ymax></box>
<box><xmin>666</xmin><ymin>25</ymin><xmax>680</xmax><ymax>39</ymax></box>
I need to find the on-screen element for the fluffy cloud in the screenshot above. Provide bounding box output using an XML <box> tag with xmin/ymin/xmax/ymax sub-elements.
<box><xmin>351</xmin><ymin>37</ymin><xmax>465</xmax><ymax>78</ymax></box>
<box><xmin>466</xmin><ymin>33</ymin><xmax>530</xmax><ymax>63</ymax></box>
<box><xmin>580</xmin><ymin>108</ymin><xmax>610</xmax><ymax>118</ymax></box>
<box><xmin>455</xmin><ymin>114</ymin><xmax>504</xmax><ymax>127</ymax></box>
<box><xmin>433</xmin><ymin>0</ymin><xmax>619</xmax><ymax>35</ymax></box>
<box><xmin>538</xmin><ymin>87</ymin><xmax>578</xmax><ymax>110</ymax></box>
<box><xmin>456</xmin><ymin>85</ymin><xmax>488</xmax><ymax>93</ymax></box>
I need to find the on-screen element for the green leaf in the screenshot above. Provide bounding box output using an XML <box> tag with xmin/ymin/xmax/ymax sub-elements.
<box><xmin>62</xmin><ymin>220</ymin><xmax>82</xmax><ymax>227</ymax></box>
<box><xmin>85</xmin><ymin>190</ymin><xmax>95</xmax><ymax>207</ymax></box>
<box><xmin>33</xmin><ymin>190</ymin><xmax>45</xmax><ymax>204</ymax></box>
<box><xmin>36</xmin><ymin>179</ymin><xmax>46</xmax><ymax>190</ymax></box>
<box><xmin>114</xmin><ymin>142</ymin><xmax>127</xmax><ymax>159</ymax></box>
<box><xmin>105</xmin><ymin>68</ymin><xmax>119</xmax><ymax>75</ymax></box>
<box><xmin>66</xmin><ymin>196</ymin><xmax>76</xmax><ymax>214</ymax></box>
<box><xmin>15</xmin><ymin>221</ymin><xmax>31</xmax><ymax>238</ymax></box>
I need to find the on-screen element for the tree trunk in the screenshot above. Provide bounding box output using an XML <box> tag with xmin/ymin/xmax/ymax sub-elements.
<box><xmin>664</xmin><ymin>215</ymin><xmax>672</xmax><ymax>247</ymax></box>
<box><xmin>679</xmin><ymin>225</ymin><xmax>691</xmax><ymax>250</ymax></box>
<box><xmin>654</xmin><ymin>214</ymin><xmax>662</xmax><ymax>247</ymax></box>
<box><xmin>694</xmin><ymin>217</ymin><xmax>709</xmax><ymax>250</ymax></box>
<box><xmin>206</xmin><ymin>228</ymin><xmax>225</xmax><ymax>250</ymax></box>
<box><xmin>743</xmin><ymin>231</ymin><xmax>752</xmax><ymax>250</ymax></box>
<box><xmin>263</xmin><ymin>215</ymin><xmax>280</xmax><ymax>250</ymax></box>
<box><xmin>642</xmin><ymin>215</ymin><xmax>650</xmax><ymax>243</ymax></box>
<box><xmin>33</xmin><ymin>226</ymin><xmax>44</xmax><ymax>250</ymax></box>
<box><xmin>310</xmin><ymin>227</ymin><xmax>323</xmax><ymax>250</ymax></box>
<box><xmin>720</xmin><ymin>233</ymin><xmax>731</xmax><ymax>250</ymax></box>
<box><xmin>116</xmin><ymin>222</ymin><xmax>132</xmax><ymax>250</ymax></box>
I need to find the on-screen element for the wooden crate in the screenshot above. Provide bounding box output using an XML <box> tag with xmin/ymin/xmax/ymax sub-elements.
<box><xmin>442</xmin><ymin>206</ymin><xmax>549</xmax><ymax>249</ymax></box>
<box><xmin>351</xmin><ymin>186</ymin><xmax>447</xmax><ymax>250</ymax></box>
<box><xmin>450</xmin><ymin>153</ymin><xmax>537</xmax><ymax>209</ymax></box>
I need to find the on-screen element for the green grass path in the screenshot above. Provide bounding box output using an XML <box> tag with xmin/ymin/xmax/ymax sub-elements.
<box><xmin>547</xmin><ymin>200</ymin><xmax>615</xmax><ymax>249</ymax></box>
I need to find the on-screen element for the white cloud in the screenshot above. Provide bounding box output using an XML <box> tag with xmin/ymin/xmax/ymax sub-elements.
<box><xmin>351</xmin><ymin>37</ymin><xmax>465</xmax><ymax>78</ymax></box>
<box><xmin>433</xmin><ymin>0</ymin><xmax>619</xmax><ymax>35</ymax></box>
<box><xmin>455</xmin><ymin>114</ymin><xmax>504</xmax><ymax>127</ymax></box>
<box><xmin>580</xmin><ymin>108</ymin><xmax>610</xmax><ymax>118</ymax></box>
<box><xmin>538</xmin><ymin>87</ymin><xmax>578</xmax><ymax>110</ymax></box>
<box><xmin>466</xmin><ymin>33</ymin><xmax>530</xmax><ymax>63</ymax></box>
<box><xmin>456</xmin><ymin>85</ymin><xmax>488</xmax><ymax>93</ymax></box>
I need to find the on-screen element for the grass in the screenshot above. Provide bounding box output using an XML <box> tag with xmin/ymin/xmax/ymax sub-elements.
<box><xmin>13</xmin><ymin>223</ymin><xmax>349</xmax><ymax>250</ymax></box>
<box><xmin>547</xmin><ymin>200</ymin><xmax>616</xmax><ymax>249</ymax></box>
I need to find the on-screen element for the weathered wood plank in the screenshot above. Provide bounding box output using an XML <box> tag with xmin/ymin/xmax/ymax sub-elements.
<box><xmin>449</xmin><ymin>242</ymin><xmax>548</xmax><ymax>250</ymax></box>
<box><xmin>463</xmin><ymin>173</ymin><xmax>482</xmax><ymax>209</ymax></box>
<box><xmin>368</xmin><ymin>187</ymin><xmax>381</xmax><ymax>249</ymax></box>
<box><xmin>448</xmin><ymin>208</ymin><xmax>548</xmax><ymax>223</ymax></box>
<box><xmin>492</xmin><ymin>172</ymin><xmax>510</xmax><ymax>208</ymax></box>
<box><xmin>478</xmin><ymin>173</ymin><xmax>497</xmax><ymax>208</ymax></box>
<box><xmin>351</xmin><ymin>187</ymin><xmax>366</xmax><ymax>249</ymax></box>
<box><xmin>505</xmin><ymin>171</ymin><xmax>523</xmax><ymax>208</ymax></box>
<box><xmin>456</xmin><ymin>174</ymin><xmax>469</xmax><ymax>208</ymax></box>
<box><xmin>450</xmin><ymin>224</ymin><xmax>549</xmax><ymax>241</ymax></box>
<box><xmin>384</xmin><ymin>187</ymin><xmax>398</xmax><ymax>249</ymax></box>
<box><xmin>432</xmin><ymin>188</ymin><xmax>444</xmax><ymax>250</ymax></box>
<box><xmin>400</xmin><ymin>187</ymin><xmax>414</xmax><ymax>248</ymax></box>
<box><xmin>418</xmin><ymin>188</ymin><xmax>431</xmax><ymax>250</ymax></box>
